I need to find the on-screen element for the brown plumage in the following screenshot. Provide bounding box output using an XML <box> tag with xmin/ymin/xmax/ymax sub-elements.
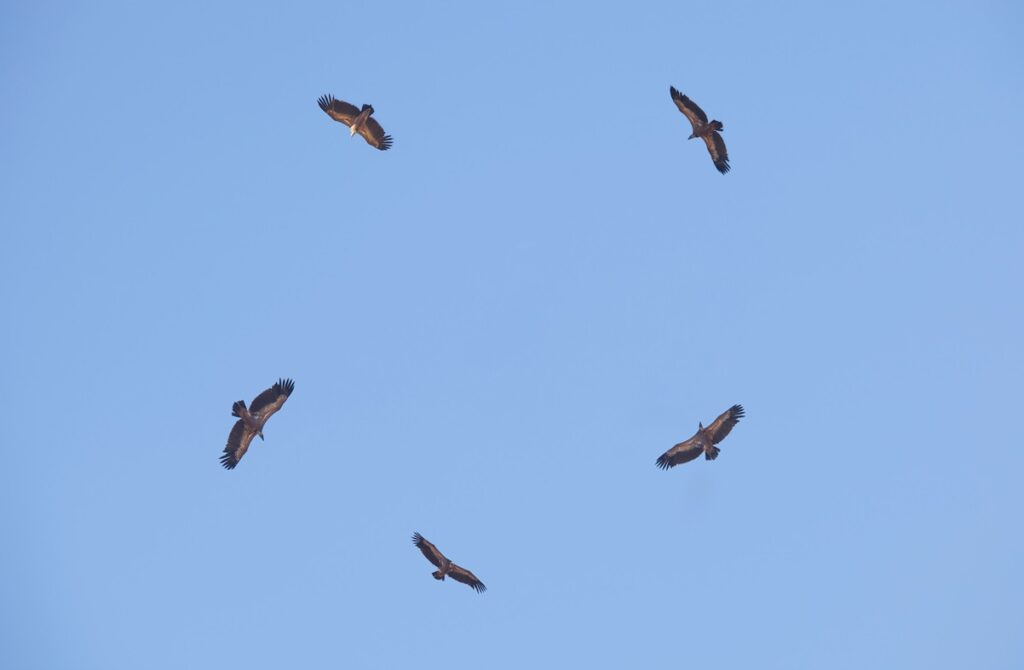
<box><xmin>220</xmin><ymin>378</ymin><xmax>295</xmax><ymax>470</ymax></box>
<box><xmin>412</xmin><ymin>532</ymin><xmax>487</xmax><ymax>593</ymax></box>
<box><xmin>317</xmin><ymin>94</ymin><xmax>393</xmax><ymax>150</ymax></box>
<box><xmin>656</xmin><ymin>404</ymin><xmax>745</xmax><ymax>469</ymax></box>
<box><xmin>670</xmin><ymin>86</ymin><xmax>730</xmax><ymax>174</ymax></box>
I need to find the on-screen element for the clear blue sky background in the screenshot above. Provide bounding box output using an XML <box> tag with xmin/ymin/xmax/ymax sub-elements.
<box><xmin>2</xmin><ymin>1</ymin><xmax>1022</xmax><ymax>668</ymax></box>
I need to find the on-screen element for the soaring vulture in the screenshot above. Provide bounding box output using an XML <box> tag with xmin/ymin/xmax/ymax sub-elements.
<box><xmin>670</xmin><ymin>86</ymin><xmax>730</xmax><ymax>174</ymax></box>
<box><xmin>317</xmin><ymin>94</ymin><xmax>393</xmax><ymax>150</ymax></box>
<box><xmin>412</xmin><ymin>533</ymin><xmax>487</xmax><ymax>594</ymax></box>
<box><xmin>656</xmin><ymin>404</ymin><xmax>745</xmax><ymax>470</ymax></box>
<box><xmin>220</xmin><ymin>378</ymin><xmax>295</xmax><ymax>470</ymax></box>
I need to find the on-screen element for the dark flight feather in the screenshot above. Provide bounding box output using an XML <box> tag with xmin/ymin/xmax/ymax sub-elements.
<box><xmin>656</xmin><ymin>404</ymin><xmax>745</xmax><ymax>470</ymax></box>
<box><xmin>318</xmin><ymin>94</ymin><xmax>393</xmax><ymax>150</ymax></box>
<box><xmin>220</xmin><ymin>378</ymin><xmax>295</xmax><ymax>470</ymax></box>
<box><xmin>670</xmin><ymin>86</ymin><xmax>730</xmax><ymax>174</ymax></box>
<box><xmin>412</xmin><ymin>533</ymin><xmax>486</xmax><ymax>594</ymax></box>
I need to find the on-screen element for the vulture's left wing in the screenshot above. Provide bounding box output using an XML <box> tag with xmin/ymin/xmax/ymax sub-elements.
<box><xmin>412</xmin><ymin>533</ymin><xmax>446</xmax><ymax>568</ymax></box>
<box><xmin>670</xmin><ymin>86</ymin><xmax>708</xmax><ymax>133</ymax></box>
<box><xmin>702</xmin><ymin>132</ymin><xmax>730</xmax><ymax>174</ymax></box>
<box><xmin>448</xmin><ymin>563</ymin><xmax>486</xmax><ymax>593</ymax></box>
<box><xmin>705</xmin><ymin>404</ymin><xmax>744</xmax><ymax>444</ymax></box>
<box><xmin>318</xmin><ymin>95</ymin><xmax>361</xmax><ymax>126</ymax></box>
<box><xmin>357</xmin><ymin>117</ymin><xmax>393</xmax><ymax>151</ymax></box>
<box><xmin>249</xmin><ymin>378</ymin><xmax>295</xmax><ymax>421</ymax></box>
<box><xmin>655</xmin><ymin>434</ymin><xmax>705</xmax><ymax>470</ymax></box>
<box><xmin>221</xmin><ymin>419</ymin><xmax>256</xmax><ymax>470</ymax></box>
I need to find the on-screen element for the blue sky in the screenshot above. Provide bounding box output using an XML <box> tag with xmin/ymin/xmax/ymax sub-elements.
<box><xmin>2</xmin><ymin>1</ymin><xmax>1022</xmax><ymax>668</ymax></box>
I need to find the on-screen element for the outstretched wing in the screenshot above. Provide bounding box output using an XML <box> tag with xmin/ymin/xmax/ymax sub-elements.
<box><xmin>702</xmin><ymin>131</ymin><xmax>730</xmax><ymax>174</ymax></box>
<box><xmin>358</xmin><ymin>117</ymin><xmax>393</xmax><ymax>151</ymax></box>
<box><xmin>670</xmin><ymin>86</ymin><xmax>708</xmax><ymax>133</ymax></box>
<box><xmin>448</xmin><ymin>563</ymin><xmax>486</xmax><ymax>593</ymax></box>
<box><xmin>221</xmin><ymin>419</ymin><xmax>256</xmax><ymax>470</ymax></box>
<box><xmin>655</xmin><ymin>433</ymin><xmax>705</xmax><ymax>470</ymax></box>
<box><xmin>318</xmin><ymin>95</ymin><xmax>361</xmax><ymax>126</ymax></box>
<box><xmin>705</xmin><ymin>404</ymin><xmax>744</xmax><ymax>444</ymax></box>
<box><xmin>412</xmin><ymin>532</ymin><xmax>447</xmax><ymax>569</ymax></box>
<box><xmin>249</xmin><ymin>378</ymin><xmax>295</xmax><ymax>421</ymax></box>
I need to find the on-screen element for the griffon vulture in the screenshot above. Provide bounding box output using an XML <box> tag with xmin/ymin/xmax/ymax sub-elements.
<box><xmin>317</xmin><ymin>94</ymin><xmax>393</xmax><ymax>150</ymax></box>
<box><xmin>412</xmin><ymin>533</ymin><xmax>487</xmax><ymax>593</ymax></box>
<box><xmin>670</xmin><ymin>86</ymin><xmax>730</xmax><ymax>174</ymax></box>
<box><xmin>656</xmin><ymin>404</ymin><xmax>744</xmax><ymax>470</ymax></box>
<box><xmin>220</xmin><ymin>378</ymin><xmax>295</xmax><ymax>470</ymax></box>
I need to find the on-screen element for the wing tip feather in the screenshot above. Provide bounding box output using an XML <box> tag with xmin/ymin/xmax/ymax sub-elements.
<box><xmin>276</xmin><ymin>378</ymin><xmax>296</xmax><ymax>397</ymax></box>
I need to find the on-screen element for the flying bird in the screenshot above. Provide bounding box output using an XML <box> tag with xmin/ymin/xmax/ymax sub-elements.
<box><xmin>317</xmin><ymin>94</ymin><xmax>393</xmax><ymax>150</ymax></box>
<box><xmin>220</xmin><ymin>378</ymin><xmax>295</xmax><ymax>470</ymax></box>
<box><xmin>412</xmin><ymin>533</ymin><xmax>487</xmax><ymax>593</ymax></box>
<box><xmin>656</xmin><ymin>404</ymin><xmax>745</xmax><ymax>470</ymax></box>
<box><xmin>670</xmin><ymin>86</ymin><xmax>730</xmax><ymax>174</ymax></box>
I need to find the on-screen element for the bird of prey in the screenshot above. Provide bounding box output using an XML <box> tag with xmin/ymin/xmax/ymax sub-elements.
<box><xmin>220</xmin><ymin>378</ymin><xmax>295</xmax><ymax>470</ymax></box>
<box><xmin>412</xmin><ymin>533</ymin><xmax>487</xmax><ymax>593</ymax></box>
<box><xmin>656</xmin><ymin>404</ymin><xmax>745</xmax><ymax>469</ymax></box>
<box><xmin>670</xmin><ymin>86</ymin><xmax>730</xmax><ymax>174</ymax></box>
<box><xmin>317</xmin><ymin>94</ymin><xmax>393</xmax><ymax>150</ymax></box>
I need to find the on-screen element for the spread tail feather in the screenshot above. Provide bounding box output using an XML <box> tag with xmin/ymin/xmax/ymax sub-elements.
<box><xmin>705</xmin><ymin>445</ymin><xmax>721</xmax><ymax>461</ymax></box>
<box><xmin>711</xmin><ymin>120</ymin><xmax>723</xmax><ymax>131</ymax></box>
<box><xmin>231</xmin><ymin>401</ymin><xmax>246</xmax><ymax>418</ymax></box>
<box><xmin>432</xmin><ymin>570</ymin><xmax>445</xmax><ymax>580</ymax></box>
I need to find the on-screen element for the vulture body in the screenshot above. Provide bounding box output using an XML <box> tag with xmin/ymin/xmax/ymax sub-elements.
<box><xmin>220</xmin><ymin>378</ymin><xmax>295</xmax><ymax>470</ymax></box>
<box><xmin>318</xmin><ymin>94</ymin><xmax>393</xmax><ymax>150</ymax></box>
<box><xmin>412</xmin><ymin>533</ymin><xmax>487</xmax><ymax>593</ymax></box>
<box><xmin>656</xmin><ymin>404</ymin><xmax>744</xmax><ymax>470</ymax></box>
<box><xmin>670</xmin><ymin>86</ymin><xmax>730</xmax><ymax>174</ymax></box>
